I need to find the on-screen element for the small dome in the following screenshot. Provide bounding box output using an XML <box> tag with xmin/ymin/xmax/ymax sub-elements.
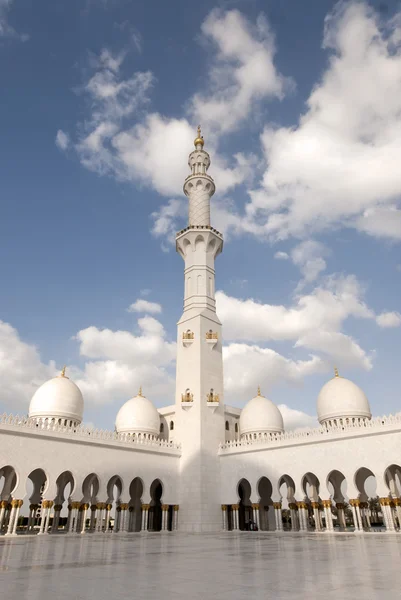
<box><xmin>317</xmin><ymin>371</ymin><xmax>371</xmax><ymax>425</ymax></box>
<box><xmin>115</xmin><ymin>389</ymin><xmax>160</xmax><ymax>437</ymax></box>
<box><xmin>240</xmin><ymin>388</ymin><xmax>284</xmax><ymax>438</ymax></box>
<box><xmin>29</xmin><ymin>370</ymin><xmax>84</xmax><ymax>425</ymax></box>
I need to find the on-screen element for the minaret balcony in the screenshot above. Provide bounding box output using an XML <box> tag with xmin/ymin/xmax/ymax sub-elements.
<box><xmin>182</xmin><ymin>331</ymin><xmax>194</xmax><ymax>347</ymax></box>
<box><xmin>206</xmin><ymin>331</ymin><xmax>218</xmax><ymax>350</ymax></box>
<box><xmin>181</xmin><ymin>390</ymin><xmax>194</xmax><ymax>410</ymax></box>
<box><xmin>207</xmin><ymin>392</ymin><xmax>220</xmax><ymax>413</ymax></box>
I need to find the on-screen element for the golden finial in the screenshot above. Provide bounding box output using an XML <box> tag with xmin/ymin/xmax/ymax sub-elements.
<box><xmin>60</xmin><ymin>365</ymin><xmax>66</xmax><ymax>378</ymax></box>
<box><xmin>194</xmin><ymin>124</ymin><xmax>204</xmax><ymax>147</ymax></box>
<box><xmin>138</xmin><ymin>386</ymin><xmax>143</xmax><ymax>397</ymax></box>
<box><xmin>257</xmin><ymin>386</ymin><xmax>261</xmax><ymax>396</ymax></box>
<box><xmin>334</xmin><ymin>367</ymin><xmax>339</xmax><ymax>378</ymax></box>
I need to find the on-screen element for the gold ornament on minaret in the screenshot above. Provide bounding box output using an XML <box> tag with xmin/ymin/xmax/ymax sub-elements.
<box><xmin>194</xmin><ymin>124</ymin><xmax>204</xmax><ymax>147</ymax></box>
<box><xmin>334</xmin><ymin>367</ymin><xmax>339</xmax><ymax>378</ymax></box>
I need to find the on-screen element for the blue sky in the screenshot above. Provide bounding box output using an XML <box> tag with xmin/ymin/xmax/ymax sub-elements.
<box><xmin>0</xmin><ymin>0</ymin><xmax>400</xmax><ymax>429</ymax></box>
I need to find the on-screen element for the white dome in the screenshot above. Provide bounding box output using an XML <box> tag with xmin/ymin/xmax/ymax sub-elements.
<box><xmin>317</xmin><ymin>373</ymin><xmax>371</xmax><ymax>424</ymax></box>
<box><xmin>29</xmin><ymin>372</ymin><xmax>84</xmax><ymax>425</ymax></box>
<box><xmin>115</xmin><ymin>390</ymin><xmax>160</xmax><ymax>437</ymax></box>
<box><xmin>240</xmin><ymin>389</ymin><xmax>284</xmax><ymax>438</ymax></box>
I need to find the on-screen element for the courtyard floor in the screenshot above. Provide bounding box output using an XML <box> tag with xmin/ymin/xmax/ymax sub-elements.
<box><xmin>1</xmin><ymin>532</ymin><xmax>401</xmax><ymax>599</ymax></box>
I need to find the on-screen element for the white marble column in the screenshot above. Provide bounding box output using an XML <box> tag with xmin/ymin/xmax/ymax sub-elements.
<box><xmin>80</xmin><ymin>504</ymin><xmax>89</xmax><ymax>534</ymax></box>
<box><xmin>350</xmin><ymin>500</ymin><xmax>362</xmax><ymax>532</ymax></box>
<box><xmin>52</xmin><ymin>505</ymin><xmax>62</xmax><ymax>532</ymax></box>
<box><xmin>297</xmin><ymin>503</ymin><xmax>307</xmax><ymax>531</ymax></box>
<box><xmin>173</xmin><ymin>505</ymin><xmax>179</xmax><ymax>531</ymax></box>
<box><xmin>89</xmin><ymin>505</ymin><xmax>97</xmax><ymax>532</ymax></box>
<box><xmin>162</xmin><ymin>505</ymin><xmax>169</xmax><ymax>531</ymax></box>
<box><xmin>252</xmin><ymin>504</ymin><xmax>260</xmax><ymax>529</ymax></box>
<box><xmin>273</xmin><ymin>503</ymin><xmax>283</xmax><ymax>531</ymax></box>
<box><xmin>221</xmin><ymin>505</ymin><xmax>227</xmax><ymax>530</ymax></box>
<box><xmin>311</xmin><ymin>503</ymin><xmax>321</xmax><ymax>531</ymax></box>
<box><xmin>141</xmin><ymin>504</ymin><xmax>149</xmax><ymax>531</ymax></box>
<box><xmin>336</xmin><ymin>503</ymin><xmax>346</xmax><ymax>530</ymax></box>
<box><xmin>232</xmin><ymin>504</ymin><xmax>239</xmax><ymax>530</ymax></box>
<box><xmin>323</xmin><ymin>500</ymin><xmax>334</xmax><ymax>531</ymax></box>
<box><xmin>104</xmin><ymin>504</ymin><xmax>112</xmax><ymax>532</ymax></box>
<box><xmin>11</xmin><ymin>501</ymin><xmax>23</xmax><ymax>535</ymax></box>
<box><xmin>394</xmin><ymin>499</ymin><xmax>401</xmax><ymax>530</ymax></box>
<box><xmin>97</xmin><ymin>504</ymin><xmax>105</xmax><ymax>532</ymax></box>
<box><xmin>0</xmin><ymin>500</ymin><xmax>7</xmax><ymax>533</ymax></box>
<box><xmin>38</xmin><ymin>501</ymin><xmax>50</xmax><ymax>535</ymax></box>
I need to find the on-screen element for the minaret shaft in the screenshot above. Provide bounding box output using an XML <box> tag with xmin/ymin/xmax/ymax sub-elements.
<box><xmin>175</xmin><ymin>128</ymin><xmax>225</xmax><ymax>532</ymax></box>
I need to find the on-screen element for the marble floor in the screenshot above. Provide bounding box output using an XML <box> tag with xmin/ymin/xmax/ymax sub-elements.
<box><xmin>1</xmin><ymin>532</ymin><xmax>401</xmax><ymax>599</ymax></box>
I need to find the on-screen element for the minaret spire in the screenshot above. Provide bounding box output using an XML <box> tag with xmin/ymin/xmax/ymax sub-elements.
<box><xmin>183</xmin><ymin>125</ymin><xmax>216</xmax><ymax>227</ymax></box>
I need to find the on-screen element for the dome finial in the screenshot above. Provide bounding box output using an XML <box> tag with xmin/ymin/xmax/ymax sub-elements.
<box><xmin>194</xmin><ymin>124</ymin><xmax>204</xmax><ymax>148</ymax></box>
<box><xmin>60</xmin><ymin>365</ymin><xmax>67</xmax><ymax>378</ymax></box>
<box><xmin>138</xmin><ymin>386</ymin><xmax>143</xmax><ymax>397</ymax></box>
<box><xmin>257</xmin><ymin>385</ymin><xmax>261</xmax><ymax>396</ymax></box>
<box><xmin>334</xmin><ymin>366</ymin><xmax>339</xmax><ymax>378</ymax></box>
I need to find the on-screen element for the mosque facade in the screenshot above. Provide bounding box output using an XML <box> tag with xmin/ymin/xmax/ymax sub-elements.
<box><xmin>1</xmin><ymin>130</ymin><xmax>401</xmax><ymax>536</ymax></box>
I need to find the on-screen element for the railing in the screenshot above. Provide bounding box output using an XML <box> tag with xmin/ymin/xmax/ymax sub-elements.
<box><xmin>219</xmin><ymin>413</ymin><xmax>401</xmax><ymax>452</ymax></box>
<box><xmin>0</xmin><ymin>414</ymin><xmax>181</xmax><ymax>452</ymax></box>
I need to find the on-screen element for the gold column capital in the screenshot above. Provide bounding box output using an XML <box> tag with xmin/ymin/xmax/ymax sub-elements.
<box><xmin>162</xmin><ymin>504</ymin><xmax>170</xmax><ymax>511</ymax></box>
<box><xmin>289</xmin><ymin>502</ymin><xmax>298</xmax><ymax>510</ymax></box>
<box><xmin>141</xmin><ymin>504</ymin><xmax>150</xmax><ymax>510</ymax></box>
<box><xmin>0</xmin><ymin>500</ymin><xmax>9</xmax><ymax>509</ymax></box>
<box><xmin>336</xmin><ymin>503</ymin><xmax>345</xmax><ymax>510</ymax></box>
<box><xmin>322</xmin><ymin>500</ymin><xmax>332</xmax><ymax>508</ymax></box>
<box><xmin>221</xmin><ymin>505</ymin><xmax>227</xmax><ymax>511</ymax></box>
<box><xmin>105</xmin><ymin>503</ymin><xmax>112</xmax><ymax>511</ymax></box>
<box><xmin>173</xmin><ymin>505</ymin><xmax>179</xmax><ymax>511</ymax></box>
<box><xmin>54</xmin><ymin>504</ymin><xmax>62</xmax><ymax>512</ymax></box>
<box><xmin>273</xmin><ymin>502</ymin><xmax>282</xmax><ymax>510</ymax></box>
<box><xmin>252</xmin><ymin>503</ymin><xmax>259</xmax><ymax>510</ymax></box>
<box><xmin>232</xmin><ymin>504</ymin><xmax>239</xmax><ymax>510</ymax></box>
<box><xmin>349</xmin><ymin>499</ymin><xmax>360</xmax><ymax>507</ymax></box>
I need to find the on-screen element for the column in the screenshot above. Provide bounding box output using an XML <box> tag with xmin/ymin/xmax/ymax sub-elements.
<box><xmin>232</xmin><ymin>504</ymin><xmax>239</xmax><ymax>530</ymax></box>
<box><xmin>289</xmin><ymin>503</ymin><xmax>299</xmax><ymax>531</ymax></box>
<box><xmin>128</xmin><ymin>507</ymin><xmax>134</xmax><ymax>532</ymax></box>
<box><xmin>221</xmin><ymin>505</ymin><xmax>227</xmax><ymax>531</ymax></box>
<box><xmin>336</xmin><ymin>503</ymin><xmax>346</xmax><ymax>530</ymax></box>
<box><xmin>0</xmin><ymin>500</ymin><xmax>8</xmax><ymax>533</ymax></box>
<box><xmin>121</xmin><ymin>504</ymin><xmax>129</xmax><ymax>532</ymax></box>
<box><xmin>252</xmin><ymin>504</ymin><xmax>260</xmax><ymax>530</ymax></box>
<box><xmin>38</xmin><ymin>501</ymin><xmax>49</xmax><ymax>535</ymax></box>
<box><xmin>89</xmin><ymin>505</ymin><xmax>97</xmax><ymax>532</ymax></box>
<box><xmin>311</xmin><ymin>502</ymin><xmax>321</xmax><ymax>531</ymax></box>
<box><xmin>162</xmin><ymin>505</ymin><xmax>169</xmax><ymax>531</ymax></box>
<box><xmin>44</xmin><ymin>501</ymin><xmax>53</xmax><ymax>533</ymax></box>
<box><xmin>66</xmin><ymin>504</ymin><xmax>73</xmax><ymax>533</ymax></box>
<box><xmin>393</xmin><ymin>498</ymin><xmax>401</xmax><ymax>530</ymax></box>
<box><xmin>11</xmin><ymin>501</ymin><xmax>23</xmax><ymax>535</ymax></box>
<box><xmin>322</xmin><ymin>500</ymin><xmax>334</xmax><ymax>531</ymax></box>
<box><xmin>52</xmin><ymin>505</ymin><xmax>62</xmax><ymax>532</ymax></box>
<box><xmin>80</xmin><ymin>503</ymin><xmax>89</xmax><ymax>534</ymax></box>
<box><xmin>297</xmin><ymin>502</ymin><xmax>307</xmax><ymax>531</ymax></box>
<box><xmin>104</xmin><ymin>504</ymin><xmax>112</xmax><ymax>532</ymax></box>
<box><xmin>173</xmin><ymin>505</ymin><xmax>179</xmax><ymax>531</ymax></box>
<box><xmin>70</xmin><ymin>502</ymin><xmax>80</xmax><ymax>533</ymax></box>
<box><xmin>273</xmin><ymin>503</ymin><xmax>283</xmax><ymax>531</ymax></box>
<box><xmin>141</xmin><ymin>504</ymin><xmax>149</xmax><ymax>532</ymax></box>
<box><xmin>97</xmin><ymin>503</ymin><xmax>105</xmax><ymax>532</ymax></box>
<box><xmin>350</xmin><ymin>500</ymin><xmax>362</xmax><ymax>532</ymax></box>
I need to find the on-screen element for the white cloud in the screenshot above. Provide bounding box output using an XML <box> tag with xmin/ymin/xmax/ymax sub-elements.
<box><xmin>376</xmin><ymin>311</ymin><xmax>401</xmax><ymax>328</ymax></box>
<box><xmin>274</xmin><ymin>251</ymin><xmax>289</xmax><ymax>260</ymax></box>
<box><xmin>291</xmin><ymin>240</ymin><xmax>329</xmax><ymax>287</ymax></box>
<box><xmin>189</xmin><ymin>9</ymin><xmax>291</xmax><ymax>134</ymax></box>
<box><xmin>278</xmin><ymin>405</ymin><xmax>317</xmax><ymax>430</ymax></box>
<box><xmin>0</xmin><ymin>0</ymin><xmax>29</xmax><ymax>41</ymax></box>
<box><xmin>216</xmin><ymin>274</ymin><xmax>375</xmax><ymax>370</ymax></box>
<box><xmin>231</xmin><ymin>2</ymin><xmax>401</xmax><ymax>242</ymax></box>
<box><xmin>127</xmin><ymin>299</ymin><xmax>162</xmax><ymax>314</ymax></box>
<box><xmin>55</xmin><ymin>130</ymin><xmax>70</xmax><ymax>151</ymax></box>
<box><xmin>151</xmin><ymin>198</ymin><xmax>186</xmax><ymax>250</ymax></box>
<box><xmin>0</xmin><ymin>320</ymin><xmax>56</xmax><ymax>411</ymax></box>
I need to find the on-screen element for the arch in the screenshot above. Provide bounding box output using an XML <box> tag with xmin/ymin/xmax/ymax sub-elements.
<box><xmin>148</xmin><ymin>479</ymin><xmax>163</xmax><ymax>532</ymax></box>
<box><xmin>169</xmin><ymin>420</ymin><xmax>174</xmax><ymax>431</ymax></box>
<box><xmin>26</xmin><ymin>468</ymin><xmax>48</xmax><ymax>504</ymax></box>
<box><xmin>82</xmin><ymin>473</ymin><xmax>100</xmax><ymax>504</ymax></box>
<box><xmin>225</xmin><ymin>421</ymin><xmax>229</xmax><ymax>431</ymax></box>
<box><xmin>129</xmin><ymin>477</ymin><xmax>144</xmax><ymax>532</ymax></box>
<box><xmin>257</xmin><ymin>476</ymin><xmax>274</xmax><ymax>531</ymax></box>
<box><xmin>237</xmin><ymin>478</ymin><xmax>252</xmax><ymax>531</ymax></box>
<box><xmin>278</xmin><ymin>474</ymin><xmax>296</xmax><ymax>504</ymax></box>
<box><xmin>194</xmin><ymin>235</ymin><xmax>205</xmax><ymax>252</ymax></box>
<box><xmin>384</xmin><ymin>464</ymin><xmax>401</xmax><ymax>497</ymax></box>
<box><xmin>355</xmin><ymin>467</ymin><xmax>377</xmax><ymax>502</ymax></box>
<box><xmin>0</xmin><ymin>465</ymin><xmax>17</xmax><ymax>501</ymax></box>
<box><xmin>197</xmin><ymin>274</ymin><xmax>203</xmax><ymax>294</ymax></box>
<box><xmin>326</xmin><ymin>470</ymin><xmax>347</xmax><ymax>503</ymax></box>
<box><xmin>207</xmin><ymin>238</ymin><xmax>216</xmax><ymax>252</ymax></box>
<box><xmin>301</xmin><ymin>472</ymin><xmax>320</xmax><ymax>502</ymax></box>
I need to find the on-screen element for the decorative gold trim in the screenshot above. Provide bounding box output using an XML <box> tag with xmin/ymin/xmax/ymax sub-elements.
<box><xmin>334</xmin><ymin>366</ymin><xmax>339</xmax><ymax>378</ymax></box>
<box><xmin>221</xmin><ymin>505</ymin><xmax>227</xmax><ymax>511</ymax></box>
<box><xmin>194</xmin><ymin>124</ymin><xmax>204</xmax><ymax>147</ymax></box>
<box><xmin>162</xmin><ymin>504</ymin><xmax>170</xmax><ymax>511</ymax></box>
<box><xmin>206</xmin><ymin>331</ymin><xmax>218</xmax><ymax>340</ymax></box>
<box><xmin>232</xmin><ymin>504</ymin><xmax>239</xmax><ymax>510</ymax></box>
<box><xmin>252</xmin><ymin>503</ymin><xmax>260</xmax><ymax>510</ymax></box>
<box><xmin>273</xmin><ymin>502</ymin><xmax>282</xmax><ymax>509</ymax></box>
<box><xmin>106</xmin><ymin>504</ymin><xmax>112</xmax><ymax>511</ymax></box>
<box><xmin>289</xmin><ymin>502</ymin><xmax>298</xmax><ymax>510</ymax></box>
<box><xmin>173</xmin><ymin>505</ymin><xmax>179</xmax><ymax>511</ymax></box>
<box><xmin>322</xmin><ymin>500</ymin><xmax>332</xmax><ymax>508</ymax></box>
<box><xmin>141</xmin><ymin>504</ymin><xmax>150</xmax><ymax>510</ymax></box>
<box><xmin>349</xmin><ymin>499</ymin><xmax>360</xmax><ymax>507</ymax></box>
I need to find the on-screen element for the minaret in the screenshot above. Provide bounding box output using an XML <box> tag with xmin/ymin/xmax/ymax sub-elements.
<box><xmin>175</xmin><ymin>127</ymin><xmax>225</xmax><ymax>532</ymax></box>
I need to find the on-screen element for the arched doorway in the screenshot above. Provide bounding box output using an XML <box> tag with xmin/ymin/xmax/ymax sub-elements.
<box><xmin>237</xmin><ymin>478</ymin><xmax>252</xmax><ymax>531</ymax></box>
<box><xmin>106</xmin><ymin>475</ymin><xmax>123</xmax><ymax>532</ymax></box>
<box><xmin>148</xmin><ymin>479</ymin><xmax>163</xmax><ymax>531</ymax></box>
<box><xmin>355</xmin><ymin>467</ymin><xmax>378</xmax><ymax>529</ymax></box>
<box><xmin>0</xmin><ymin>465</ymin><xmax>17</xmax><ymax>534</ymax></box>
<box><xmin>302</xmin><ymin>472</ymin><xmax>321</xmax><ymax>530</ymax></box>
<box><xmin>278</xmin><ymin>474</ymin><xmax>296</xmax><ymax>530</ymax></box>
<box><xmin>81</xmin><ymin>473</ymin><xmax>100</xmax><ymax>534</ymax></box>
<box><xmin>26</xmin><ymin>468</ymin><xmax>48</xmax><ymax>534</ymax></box>
<box><xmin>54</xmin><ymin>471</ymin><xmax>75</xmax><ymax>532</ymax></box>
<box><xmin>129</xmin><ymin>477</ymin><xmax>143</xmax><ymax>532</ymax></box>
<box><xmin>327</xmin><ymin>470</ymin><xmax>348</xmax><ymax>529</ymax></box>
<box><xmin>257</xmin><ymin>477</ymin><xmax>274</xmax><ymax>530</ymax></box>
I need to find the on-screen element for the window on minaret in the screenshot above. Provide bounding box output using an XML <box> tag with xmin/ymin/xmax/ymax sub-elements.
<box><xmin>160</xmin><ymin>423</ymin><xmax>164</xmax><ymax>433</ymax></box>
<box><xmin>235</xmin><ymin>423</ymin><xmax>238</xmax><ymax>433</ymax></box>
<box><xmin>225</xmin><ymin>421</ymin><xmax>229</xmax><ymax>431</ymax></box>
<box><xmin>170</xmin><ymin>421</ymin><xmax>174</xmax><ymax>431</ymax></box>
